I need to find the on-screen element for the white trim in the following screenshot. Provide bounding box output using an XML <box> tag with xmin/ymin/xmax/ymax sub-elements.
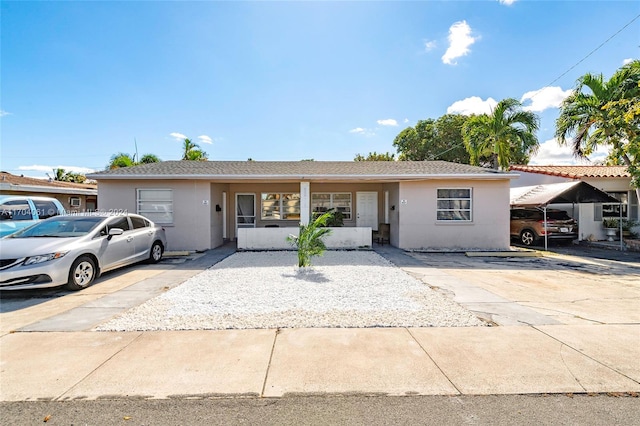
<box><xmin>384</xmin><ymin>191</ymin><xmax>389</xmax><ymax>223</ymax></box>
<box><xmin>300</xmin><ymin>182</ymin><xmax>310</xmax><ymax>225</ymax></box>
<box><xmin>222</xmin><ymin>191</ymin><xmax>227</xmax><ymax>239</ymax></box>
<box><xmin>436</xmin><ymin>187</ymin><xmax>473</xmax><ymax>222</ymax></box>
<box><xmin>88</xmin><ymin>173</ymin><xmax>516</xmax><ymax>181</ymax></box>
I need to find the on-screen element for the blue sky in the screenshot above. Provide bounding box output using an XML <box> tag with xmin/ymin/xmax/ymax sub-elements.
<box><xmin>1</xmin><ymin>1</ymin><xmax>638</xmax><ymax>177</ymax></box>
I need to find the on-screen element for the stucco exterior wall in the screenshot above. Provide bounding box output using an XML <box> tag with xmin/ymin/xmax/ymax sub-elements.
<box><xmin>97</xmin><ymin>178</ymin><xmax>511</xmax><ymax>251</ymax></box>
<box><xmin>396</xmin><ymin>179</ymin><xmax>511</xmax><ymax>250</ymax></box>
<box><xmin>97</xmin><ymin>180</ymin><xmax>213</xmax><ymax>251</ymax></box>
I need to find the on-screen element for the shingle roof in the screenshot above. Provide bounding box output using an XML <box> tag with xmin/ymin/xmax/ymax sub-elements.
<box><xmin>88</xmin><ymin>160</ymin><xmax>511</xmax><ymax>180</ymax></box>
<box><xmin>509</xmin><ymin>165</ymin><xmax>630</xmax><ymax>179</ymax></box>
<box><xmin>0</xmin><ymin>172</ymin><xmax>97</xmax><ymax>191</ymax></box>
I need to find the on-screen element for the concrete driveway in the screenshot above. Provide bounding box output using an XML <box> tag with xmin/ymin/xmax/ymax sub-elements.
<box><xmin>400</xmin><ymin>249</ymin><xmax>640</xmax><ymax>326</ymax></box>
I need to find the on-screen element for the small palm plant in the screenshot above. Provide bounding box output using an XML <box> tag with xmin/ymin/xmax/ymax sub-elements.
<box><xmin>287</xmin><ymin>211</ymin><xmax>334</xmax><ymax>267</ymax></box>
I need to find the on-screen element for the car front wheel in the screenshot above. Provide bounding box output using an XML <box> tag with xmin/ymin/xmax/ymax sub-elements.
<box><xmin>66</xmin><ymin>256</ymin><xmax>96</xmax><ymax>290</ymax></box>
<box><xmin>520</xmin><ymin>229</ymin><xmax>537</xmax><ymax>246</ymax></box>
<box><xmin>148</xmin><ymin>241</ymin><xmax>163</xmax><ymax>263</ymax></box>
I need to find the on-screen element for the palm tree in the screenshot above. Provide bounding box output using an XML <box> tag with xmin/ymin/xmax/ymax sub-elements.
<box><xmin>108</xmin><ymin>152</ymin><xmax>161</xmax><ymax>169</ymax></box>
<box><xmin>462</xmin><ymin>98</ymin><xmax>540</xmax><ymax>170</ymax></box>
<box><xmin>556</xmin><ymin>60</ymin><xmax>640</xmax><ymax>196</ymax></box>
<box><xmin>139</xmin><ymin>154</ymin><xmax>162</xmax><ymax>164</ymax></box>
<box><xmin>108</xmin><ymin>152</ymin><xmax>136</xmax><ymax>169</ymax></box>
<box><xmin>181</xmin><ymin>138</ymin><xmax>209</xmax><ymax>161</ymax></box>
<box><xmin>49</xmin><ymin>168</ymin><xmax>71</xmax><ymax>181</ymax></box>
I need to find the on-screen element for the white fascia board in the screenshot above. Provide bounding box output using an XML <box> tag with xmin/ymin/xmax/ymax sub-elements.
<box><xmin>0</xmin><ymin>183</ymin><xmax>97</xmax><ymax>195</ymax></box>
<box><xmin>89</xmin><ymin>173</ymin><xmax>516</xmax><ymax>181</ymax></box>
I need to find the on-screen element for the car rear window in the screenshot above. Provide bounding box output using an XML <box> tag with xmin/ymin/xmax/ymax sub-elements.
<box><xmin>130</xmin><ymin>216</ymin><xmax>148</xmax><ymax>229</ymax></box>
<box><xmin>548</xmin><ymin>211</ymin><xmax>571</xmax><ymax>220</ymax></box>
<box><xmin>33</xmin><ymin>200</ymin><xmax>62</xmax><ymax>219</ymax></box>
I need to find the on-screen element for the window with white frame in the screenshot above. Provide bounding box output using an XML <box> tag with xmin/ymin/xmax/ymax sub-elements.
<box><xmin>137</xmin><ymin>189</ymin><xmax>173</xmax><ymax>224</ymax></box>
<box><xmin>311</xmin><ymin>193</ymin><xmax>352</xmax><ymax>220</ymax></box>
<box><xmin>436</xmin><ymin>188</ymin><xmax>472</xmax><ymax>221</ymax></box>
<box><xmin>261</xmin><ymin>193</ymin><xmax>300</xmax><ymax>220</ymax></box>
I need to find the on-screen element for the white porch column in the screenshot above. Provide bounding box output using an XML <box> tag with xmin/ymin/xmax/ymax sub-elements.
<box><xmin>300</xmin><ymin>181</ymin><xmax>310</xmax><ymax>225</ymax></box>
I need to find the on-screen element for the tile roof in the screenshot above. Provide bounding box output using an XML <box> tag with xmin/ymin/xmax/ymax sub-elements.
<box><xmin>88</xmin><ymin>160</ymin><xmax>511</xmax><ymax>180</ymax></box>
<box><xmin>509</xmin><ymin>165</ymin><xmax>630</xmax><ymax>179</ymax></box>
<box><xmin>0</xmin><ymin>172</ymin><xmax>97</xmax><ymax>190</ymax></box>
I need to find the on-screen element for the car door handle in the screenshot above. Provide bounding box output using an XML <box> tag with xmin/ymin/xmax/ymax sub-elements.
<box><xmin>127</xmin><ymin>236</ymin><xmax>134</xmax><ymax>242</ymax></box>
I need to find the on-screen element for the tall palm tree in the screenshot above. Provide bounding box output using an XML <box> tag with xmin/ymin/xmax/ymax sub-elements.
<box><xmin>556</xmin><ymin>60</ymin><xmax>640</xmax><ymax>195</ymax></box>
<box><xmin>181</xmin><ymin>138</ymin><xmax>209</xmax><ymax>161</ymax></box>
<box><xmin>462</xmin><ymin>98</ymin><xmax>540</xmax><ymax>170</ymax></box>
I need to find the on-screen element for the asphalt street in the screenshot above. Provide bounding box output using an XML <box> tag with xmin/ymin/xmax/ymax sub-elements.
<box><xmin>2</xmin><ymin>394</ymin><xmax>639</xmax><ymax>425</ymax></box>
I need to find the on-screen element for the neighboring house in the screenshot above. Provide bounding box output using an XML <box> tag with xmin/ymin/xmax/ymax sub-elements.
<box><xmin>88</xmin><ymin>160</ymin><xmax>515</xmax><ymax>251</ymax></box>
<box><xmin>0</xmin><ymin>172</ymin><xmax>98</xmax><ymax>212</ymax></box>
<box><xmin>509</xmin><ymin>165</ymin><xmax>638</xmax><ymax>241</ymax></box>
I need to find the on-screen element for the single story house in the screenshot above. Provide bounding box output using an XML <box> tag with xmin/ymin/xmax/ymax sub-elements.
<box><xmin>88</xmin><ymin>160</ymin><xmax>516</xmax><ymax>251</ymax></box>
<box><xmin>509</xmin><ymin>165</ymin><xmax>638</xmax><ymax>241</ymax></box>
<box><xmin>0</xmin><ymin>172</ymin><xmax>98</xmax><ymax>212</ymax></box>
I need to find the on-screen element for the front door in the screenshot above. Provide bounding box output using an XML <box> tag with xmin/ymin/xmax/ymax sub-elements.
<box><xmin>236</xmin><ymin>193</ymin><xmax>256</xmax><ymax>231</ymax></box>
<box><xmin>356</xmin><ymin>192</ymin><xmax>378</xmax><ymax>230</ymax></box>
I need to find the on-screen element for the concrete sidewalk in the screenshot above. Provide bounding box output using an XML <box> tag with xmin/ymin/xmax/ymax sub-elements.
<box><xmin>1</xmin><ymin>245</ymin><xmax>639</xmax><ymax>401</ymax></box>
<box><xmin>1</xmin><ymin>325</ymin><xmax>638</xmax><ymax>401</ymax></box>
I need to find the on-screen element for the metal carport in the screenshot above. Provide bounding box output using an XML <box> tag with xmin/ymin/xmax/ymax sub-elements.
<box><xmin>510</xmin><ymin>181</ymin><xmax>621</xmax><ymax>250</ymax></box>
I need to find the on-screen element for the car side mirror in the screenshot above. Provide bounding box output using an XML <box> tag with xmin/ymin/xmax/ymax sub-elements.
<box><xmin>107</xmin><ymin>228</ymin><xmax>124</xmax><ymax>240</ymax></box>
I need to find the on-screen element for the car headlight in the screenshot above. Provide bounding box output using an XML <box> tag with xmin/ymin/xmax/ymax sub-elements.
<box><xmin>23</xmin><ymin>252</ymin><xmax>68</xmax><ymax>265</ymax></box>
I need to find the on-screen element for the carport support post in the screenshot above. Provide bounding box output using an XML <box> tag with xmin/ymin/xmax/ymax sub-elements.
<box><xmin>619</xmin><ymin>202</ymin><xmax>624</xmax><ymax>251</ymax></box>
<box><xmin>543</xmin><ymin>206</ymin><xmax>548</xmax><ymax>251</ymax></box>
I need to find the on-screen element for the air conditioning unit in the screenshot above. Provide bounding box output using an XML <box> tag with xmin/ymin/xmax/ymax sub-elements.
<box><xmin>70</xmin><ymin>197</ymin><xmax>81</xmax><ymax>207</ymax></box>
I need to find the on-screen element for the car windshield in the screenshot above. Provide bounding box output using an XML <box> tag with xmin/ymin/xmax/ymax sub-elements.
<box><xmin>8</xmin><ymin>216</ymin><xmax>104</xmax><ymax>238</ymax></box>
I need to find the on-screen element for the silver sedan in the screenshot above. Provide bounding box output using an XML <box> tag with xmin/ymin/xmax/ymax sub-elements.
<box><xmin>0</xmin><ymin>213</ymin><xmax>167</xmax><ymax>291</ymax></box>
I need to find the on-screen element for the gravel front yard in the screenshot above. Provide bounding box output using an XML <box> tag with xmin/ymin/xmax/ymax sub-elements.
<box><xmin>95</xmin><ymin>251</ymin><xmax>484</xmax><ymax>331</ymax></box>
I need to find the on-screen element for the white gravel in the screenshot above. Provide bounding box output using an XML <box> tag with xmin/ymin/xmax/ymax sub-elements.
<box><xmin>95</xmin><ymin>251</ymin><xmax>485</xmax><ymax>331</ymax></box>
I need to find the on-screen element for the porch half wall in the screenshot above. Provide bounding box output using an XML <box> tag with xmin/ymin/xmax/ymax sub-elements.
<box><xmin>237</xmin><ymin>227</ymin><xmax>372</xmax><ymax>250</ymax></box>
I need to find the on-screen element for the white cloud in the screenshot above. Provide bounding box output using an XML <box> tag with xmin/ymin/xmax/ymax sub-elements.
<box><xmin>0</xmin><ymin>110</ymin><xmax>11</xmax><ymax>117</ymax></box>
<box><xmin>498</xmin><ymin>0</ymin><xmax>517</xmax><ymax>5</ymax></box>
<box><xmin>170</xmin><ymin>132</ymin><xmax>188</xmax><ymax>141</ymax></box>
<box><xmin>349</xmin><ymin>127</ymin><xmax>375</xmax><ymax>137</ymax></box>
<box><xmin>197</xmin><ymin>135</ymin><xmax>213</xmax><ymax>144</ymax></box>
<box><xmin>442</xmin><ymin>20</ymin><xmax>478</xmax><ymax>65</ymax></box>
<box><xmin>18</xmin><ymin>164</ymin><xmax>96</xmax><ymax>174</ymax></box>
<box><xmin>376</xmin><ymin>119</ymin><xmax>398</xmax><ymax>127</ymax></box>
<box><xmin>404</xmin><ymin>118</ymin><xmax>409</xmax><ymax>123</ymax></box>
<box><xmin>521</xmin><ymin>86</ymin><xmax>573</xmax><ymax>112</ymax></box>
<box><xmin>447</xmin><ymin>96</ymin><xmax>497</xmax><ymax>116</ymax></box>
<box><xmin>622</xmin><ymin>58</ymin><xmax>634</xmax><ymax>65</ymax></box>
<box><xmin>424</xmin><ymin>40</ymin><xmax>437</xmax><ymax>52</ymax></box>
<box><xmin>529</xmin><ymin>138</ymin><xmax>610</xmax><ymax>165</ymax></box>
